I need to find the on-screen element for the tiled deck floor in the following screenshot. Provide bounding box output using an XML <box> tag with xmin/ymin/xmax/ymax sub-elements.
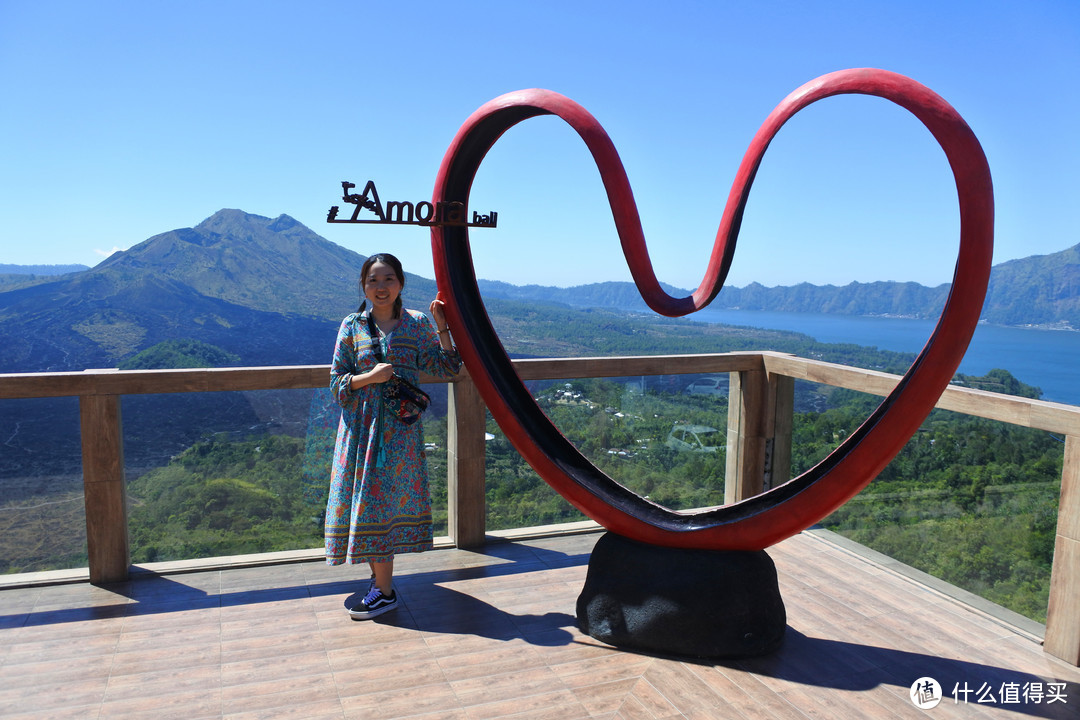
<box><xmin>1</xmin><ymin>530</ymin><xmax>1078</xmax><ymax>719</ymax></box>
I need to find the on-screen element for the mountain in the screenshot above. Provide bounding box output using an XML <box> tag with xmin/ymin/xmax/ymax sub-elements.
<box><xmin>982</xmin><ymin>245</ymin><xmax>1080</xmax><ymax>327</ymax></box>
<box><xmin>92</xmin><ymin>209</ymin><xmax>431</xmax><ymax>320</ymax></box>
<box><xmin>0</xmin><ymin>264</ymin><xmax>90</xmax><ymax>293</ymax></box>
<box><xmin>709</xmin><ymin>281</ymin><xmax>951</xmax><ymax>318</ymax></box>
<box><xmin>0</xmin><ymin>210</ymin><xmax>437</xmax><ymax>372</ymax></box>
<box><xmin>3</xmin><ymin>207</ymin><xmax>1078</xmax><ymax>376</ymax></box>
<box><xmin>477</xmin><ymin>244</ymin><xmax>1080</xmax><ymax>329</ymax></box>
<box><xmin>0</xmin><ymin>263</ymin><xmax>89</xmax><ymax>276</ymax></box>
<box><xmin>476</xmin><ymin>279</ymin><xmax>692</xmax><ymax>314</ymax></box>
<box><xmin>476</xmin><ymin>278</ymin><xmax>955</xmax><ymax>321</ymax></box>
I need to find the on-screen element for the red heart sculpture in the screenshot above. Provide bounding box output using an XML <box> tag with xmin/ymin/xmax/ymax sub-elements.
<box><xmin>431</xmin><ymin>69</ymin><xmax>993</xmax><ymax>550</ymax></box>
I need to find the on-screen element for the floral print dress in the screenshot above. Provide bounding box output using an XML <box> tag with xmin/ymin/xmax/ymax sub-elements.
<box><xmin>325</xmin><ymin>308</ymin><xmax>460</xmax><ymax>565</ymax></box>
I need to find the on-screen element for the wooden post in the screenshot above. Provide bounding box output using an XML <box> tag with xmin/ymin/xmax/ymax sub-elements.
<box><xmin>725</xmin><ymin>370</ymin><xmax>745</xmax><ymax>503</ymax></box>
<box><xmin>726</xmin><ymin>370</ymin><xmax>767</xmax><ymax>503</ymax></box>
<box><xmin>1046</xmin><ymin>434</ymin><xmax>1080</xmax><ymax>664</ymax></box>
<box><xmin>80</xmin><ymin>393</ymin><xmax>130</xmax><ymax>584</ymax></box>
<box><xmin>725</xmin><ymin>370</ymin><xmax>794</xmax><ymax>503</ymax></box>
<box><xmin>446</xmin><ymin>374</ymin><xmax>487</xmax><ymax>547</ymax></box>
<box><xmin>765</xmin><ymin>374</ymin><xmax>794</xmax><ymax>491</ymax></box>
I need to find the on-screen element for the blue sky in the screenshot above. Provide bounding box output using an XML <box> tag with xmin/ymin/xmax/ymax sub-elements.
<box><xmin>1</xmin><ymin>1</ymin><xmax>1077</xmax><ymax>290</ymax></box>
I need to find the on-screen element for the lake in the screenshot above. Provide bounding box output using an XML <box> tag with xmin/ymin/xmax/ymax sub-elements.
<box><xmin>694</xmin><ymin>308</ymin><xmax>1080</xmax><ymax>407</ymax></box>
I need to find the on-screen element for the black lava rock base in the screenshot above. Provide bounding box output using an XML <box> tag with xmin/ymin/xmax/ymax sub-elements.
<box><xmin>576</xmin><ymin>532</ymin><xmax>786</xmax><ymax>658</ymax></box>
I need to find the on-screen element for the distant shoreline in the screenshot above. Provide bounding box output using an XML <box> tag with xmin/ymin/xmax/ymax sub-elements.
<box><xmin>1012</xmin><ymin>321</ymin><xmax>1077</xmax><ymax>332</ymax></box>
<box><xmin>709</xmin><ymin>308</ymin><xmax>1078</xmax><ymax>333</ymax></box>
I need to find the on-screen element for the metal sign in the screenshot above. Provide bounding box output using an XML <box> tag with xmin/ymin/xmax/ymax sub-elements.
<box><xmin>327</xmin><ymin>180</ymin><xmax>497</xmax><ymax>228</ymax></box>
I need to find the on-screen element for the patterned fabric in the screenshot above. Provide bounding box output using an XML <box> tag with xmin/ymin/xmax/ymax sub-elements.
<box><xmin>325</xmin><ymin>308</ymin><xmax>460</xmax><ymax>565</ymax></box>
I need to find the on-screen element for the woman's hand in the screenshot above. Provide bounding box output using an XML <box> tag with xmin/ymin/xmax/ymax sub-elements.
<box><xmin>430</xmin><ymin>293</ymin><xmax>447</xmax><ymax>329</ymax></box>
<box><xmin>430</xmin><ymin>292</ymin><xmax>454</xmax><ymax>350</ymax></box>
<box><xmin>353</xmin><ymin>362</ymin><xmax>393</xmax><ymax>389</ymax></box>
<box><xmin>367</xmin><ymin>363</ymin><xmax>394</xmax><ymax>384</ymax></box>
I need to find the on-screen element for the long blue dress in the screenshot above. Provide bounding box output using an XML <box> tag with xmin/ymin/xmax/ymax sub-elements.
<box><xmin>325</xmin><ymin>308</ymin><xmax>460</xmax><ymax>564</ymax></box>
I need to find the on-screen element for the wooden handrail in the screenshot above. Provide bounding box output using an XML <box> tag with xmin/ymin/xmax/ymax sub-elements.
<box><xmin>761</xmin><ymin>352</ymin><xmax>1080</xmax><ymax>435</ymax></box>
<box><xmin>1</xmin><ymin>352</ymin><xmax>1077</xmax><ymax>664</ymax></box>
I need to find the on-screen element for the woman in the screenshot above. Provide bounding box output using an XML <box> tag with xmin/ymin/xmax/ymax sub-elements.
<box><xmin>326</xmin><ymin>253</ymin><xmax>460</xmax><ymax>619</ymax></box>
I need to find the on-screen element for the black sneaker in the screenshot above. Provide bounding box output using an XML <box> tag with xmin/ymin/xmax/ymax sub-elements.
<box><xmin>349</xmin><ymin>587</ymin><xmax>397</xmax><ymax>620</ymax></box>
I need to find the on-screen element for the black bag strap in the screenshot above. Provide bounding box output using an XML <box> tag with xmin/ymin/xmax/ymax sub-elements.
<box><xmin>365</xmin><ymin>313</ymin><xmax>385</xmax><ymax>363</ymax></box>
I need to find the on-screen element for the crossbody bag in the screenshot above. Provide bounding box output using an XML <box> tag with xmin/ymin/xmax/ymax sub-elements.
<box><xmin>366</xmin><ymin>313</ymin><xmax>431</xmax><ymax>426</ymax></box>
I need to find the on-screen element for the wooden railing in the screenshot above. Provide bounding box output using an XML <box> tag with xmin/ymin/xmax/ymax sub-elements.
<box><xmin>1</xmin><ymin>352</ymin><xmax>1078</xmax><ymax>665</ymax></box>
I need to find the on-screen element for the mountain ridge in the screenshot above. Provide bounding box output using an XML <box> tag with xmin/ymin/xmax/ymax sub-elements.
<box><xmin>2</xmin><ymin>209</ymin><xmax>1077</xmax><ymax>376</ymax></box>
<box><xmin>94</xmin><ymin>209</ymin><xmax>398</xmax><ymax>319</ymax></box>
<box><xmin>6</xmin><ymin>218</ymin><xmax>1077</xmax><ymax>330</ymax></box>
<box><xmin>0</xmin><ymin>263</ymin><xmax>88</xmax><ymax>276</ymax></box>
<box><xmin>0</xmin><ymin>209</ymin><xmax>452</xmax><ymax>372</ymax></box>
<box><xmin>476</xmin><ymin>245</ymin><xmax>1080</xmax><ymax>329</ymax></box>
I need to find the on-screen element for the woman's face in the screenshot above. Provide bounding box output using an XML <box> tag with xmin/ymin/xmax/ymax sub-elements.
<box><xmin>363</xmin><ymin>261</ymin><xmax>402</xmax><ymax>314</ymax></box>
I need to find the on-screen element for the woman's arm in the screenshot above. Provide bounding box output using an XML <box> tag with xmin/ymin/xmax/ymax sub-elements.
<box><xmin>430</xmin><ymin>293</ymin><xmax>455</xmax><ymax>352</ymax></box>
<box><xmin>420</xmin><ymin>296</ymin><xmax>462</xmax><ymax>378</ymax></box>
<box><xmin>349</xmin><ymin>363</ymin><xmax>393</xmax><ymax>390</ymax></box>
<box><xmin>330</xmin><ymin>315</ymin><xmax>392</xmax><ymax>404</ymax></box>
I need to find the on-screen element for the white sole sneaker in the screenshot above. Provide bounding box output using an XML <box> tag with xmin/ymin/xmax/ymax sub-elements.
<box><xmin>349</xmin><ymin>591</ymin><xmax>398</xmax><ymax>620</ymax></box>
